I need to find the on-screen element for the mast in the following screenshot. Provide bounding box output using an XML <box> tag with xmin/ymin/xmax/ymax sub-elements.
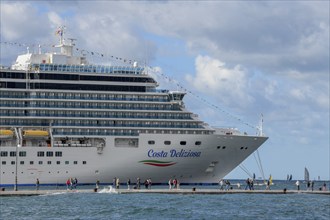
<box><xmin>257</xmin><ymin>113</ymin><xmax>264</xmax><ymax>136</ymax></box>
<box><xmin>55</xmin><ymin>26</ymin><xmax>73</xmax><ymax>56</ymax></box>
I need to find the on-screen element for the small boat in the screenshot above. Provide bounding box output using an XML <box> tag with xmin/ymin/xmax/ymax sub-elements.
<box><xmin>304</xmin><ymin>167</ymin><xmax>310</xmax><ymax>182</ymax></box>
<box><xmin>23</xmin><ymin>130</ymin><xmax>49</xmax><ymax>137</ymax></box>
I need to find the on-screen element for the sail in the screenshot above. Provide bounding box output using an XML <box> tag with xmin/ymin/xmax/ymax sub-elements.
<box><xmin>304</xmin><ymin>167</ymin><xmax>310</xmax><ymax>181</ymax></box>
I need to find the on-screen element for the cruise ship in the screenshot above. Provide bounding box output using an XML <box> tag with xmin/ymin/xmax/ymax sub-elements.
<box><xmin>0</xmin><ymin>29</ymin><xmax>268</xmax><ymax>186</ymax></box>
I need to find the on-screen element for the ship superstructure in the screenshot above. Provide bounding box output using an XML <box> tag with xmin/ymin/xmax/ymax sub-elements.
<box><xmin>0</xmin><ymin>29</ymin><xmax>268</xmax><ymax>185</ymax></box>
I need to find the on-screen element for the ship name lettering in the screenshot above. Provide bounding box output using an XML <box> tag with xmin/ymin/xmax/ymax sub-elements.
<box><xmin>170</xmin><ymin>149</ymin><xmax>201</xmax><ymax>157</ymax></box>
<box><xmin>147</xmin><ymin>149</ymin><xmax>201</xmax><ymax>158</ymax></box>
<box><xmin>147</xmin><ymin>149</ymin><xmax>168</xmax><ymax>157</ymax></box>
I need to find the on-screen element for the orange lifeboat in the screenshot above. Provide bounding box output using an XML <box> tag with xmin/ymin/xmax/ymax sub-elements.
<box><xmin>23</xmin><ymin>130</ymin><xmax>49</xmax><ymax>138</ymax></box>
<box><xmin>0</xmin><ymin>129</ymin><xmax>14</xmax><ymax>138</ymax></box>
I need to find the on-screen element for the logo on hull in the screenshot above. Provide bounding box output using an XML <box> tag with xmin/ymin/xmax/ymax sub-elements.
<box><xmin>139</xmin><ymin>160</ymin><xmax>177</xmax><ymax>167</ymax></box>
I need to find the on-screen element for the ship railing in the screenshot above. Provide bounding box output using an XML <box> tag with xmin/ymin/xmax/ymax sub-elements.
<box><xmin>30</xmin><ymin>64</ymin><xmax>145</xmax><ymax>75</ymax></box>
<box><xmin>1</xmin><ymin>95</ymin><xmax>169</xmax><ymax>103</ymax></box>
<box><xmin>0</xmin><ymin>65</ymin><xmax>11</xmax><ymax>70</ymax></box>
<box><xmin>0</xmin><ymin>105</ymin><xmax>181</xmax><ymax>111</ymax></box>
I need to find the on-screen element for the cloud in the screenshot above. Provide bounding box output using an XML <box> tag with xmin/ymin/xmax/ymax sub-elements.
<box><xmin>186</xmin><ymin>55</ymin><xmax>254</xmax><ymax>108</ymax></box>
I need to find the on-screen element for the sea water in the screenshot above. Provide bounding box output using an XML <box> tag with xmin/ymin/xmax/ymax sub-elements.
<box><xmin>1</xmin><ymin>181</ymin><xmax>329</xmax><ymax>219</ymax></box>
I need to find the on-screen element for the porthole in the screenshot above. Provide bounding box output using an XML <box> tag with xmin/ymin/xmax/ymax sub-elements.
<box><xmin>245</xmin><ymin>147</ymin><xmax>248</xmax><ymax>150</ymax></box>
<box><xmin>148</xmin><ymin>140</ymin><xmax>155</xmax><ymax>145</ymax></box>
<box><xmin>240</xmin><ymin>147</ymin><xmax>244</xmax><ymax>150</ymax></box>
<box><xmin>222</xmin><ymin>146</ymin><xmax>226</xmax><ymax>149</ymax></box>
<box><xmin>180</xmin><ymin>141</ymin><xmax>186</xmax><ymax>145</ymax></box>
<box><xmin>217</xmin><ymin>146</ymin><xmax>221</xmax><ymax>149</ymax></box>
<box><xmin>195</xmin><ymin>141</ymin><xmax>202</xmax><ymax>146</ymax></box>
<box><xmin>164</xmin><ymin>141</ymin><xmax>171</xmax><ymax>145</ymax></box>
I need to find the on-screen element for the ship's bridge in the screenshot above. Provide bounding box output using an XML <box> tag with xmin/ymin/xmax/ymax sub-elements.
<box><xmin>168</xmin><ymin>91</ymin><xmax>186</xmax><ymax>104</ymax></box>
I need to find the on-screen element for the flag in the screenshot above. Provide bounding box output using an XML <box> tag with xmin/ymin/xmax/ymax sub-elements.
<box><xmin>55</xmin><ymin>28</ymin><xmax>63</xmax><ymax>36</ymax></box>
<box><xmin>269</xmin><ymin>175</ymin><xmax>273</xmax><ymax>185</ymax></box>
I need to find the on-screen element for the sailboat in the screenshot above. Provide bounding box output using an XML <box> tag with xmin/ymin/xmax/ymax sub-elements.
<box><xmin>304</xmin><ymin>167</ymin><xmax>310</xmax><ymax>182</ymax></box>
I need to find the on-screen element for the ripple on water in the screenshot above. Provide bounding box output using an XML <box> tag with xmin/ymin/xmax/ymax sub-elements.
<box><xmin>0</xmin><ymin>191</ymin><xmax>329</xmax><ymax>220</ymax></box>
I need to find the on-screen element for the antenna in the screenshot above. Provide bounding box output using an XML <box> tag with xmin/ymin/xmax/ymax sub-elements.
<box><xmin>67</xmin><ymin>38</ymin><xmax>77</xmax><ymax>46</ymax></box>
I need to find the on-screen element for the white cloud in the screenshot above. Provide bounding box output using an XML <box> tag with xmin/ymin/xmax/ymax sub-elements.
<box><xmin>186</xmin><ymin>55</ymin><xmax>254</xmax><ymax>108</ymax></box>
<box><xmin>47</xmin><ymin>11</ymin><xmax>63</xmax><ymax>28</ymax></box>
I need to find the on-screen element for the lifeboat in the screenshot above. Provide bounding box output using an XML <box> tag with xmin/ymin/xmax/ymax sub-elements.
<box><xmin>0</xmin><ymin>129</ymin><xmax>14</xmax><ymax>138</ymax></box>
<box><xmin>23</xmin><ymin>130</ymin><xmax>49</xmax><ymax>138</ymax></box>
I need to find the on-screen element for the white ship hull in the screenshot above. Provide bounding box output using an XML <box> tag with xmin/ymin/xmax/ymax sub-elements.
<box><xmin>0</xmin><ymin>133</ymin><xmax>267</xmax><ymax>185</ymax></box>
<box><xmin>0</xmin><ymin>29</ymin><xmax>268</xmax><ymax>186</ymax></box>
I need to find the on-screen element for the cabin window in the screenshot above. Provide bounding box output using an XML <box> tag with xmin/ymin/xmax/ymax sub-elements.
<box><xmin>46</xmin><ymin>151</ymin><xmax>54</xmax><ymax>157</ymax></box>
<box><xmin>30</xmin><ymin>161</ymin><xmax>34</xmax><ymax>165</ymax></box>
<box><xmin>10</xmin><ymin>151</ymin><xmax>16</xmax><ymax>157</ymax></box>
<box><xmin>2</xmin><ymin>161</ymin><xmax>6</xmax><ymax>165</ymax></box>
<box><xmin>57</xmin><ymin>161</ymin><xmax>60</xmax><ymax>165</ymax></box>
<box><xmin>148</xmin><ymin>140</ymin><xmax>155</xmax><ymax>145</ymax></box>
<box><xmin>55</xmin><ymin>151</ymin><xmax>62</xmax><ymax>157</ymax></box>
<box><xmin>37</xmin><ymin>151</ymin><xmax>44</xmax><ymax>157</ymax></box>
<box><xmin>47</xmin><ymin>161</ymin><xmax>51</xmax><ymax>165</ymax></box>
<box><xmin>74</xmin><ymin>161</ymin><xmax>78</xmax><ymax>165</ymax></box>
<box><xmin>19</xmin><ymin>151</ymin><xmax>26</xmax><ymax>157</ymax></box>
<box><xmin>180</xmin><ymin>141</ymin><xmax>187</xmax><ymax>145</ymax></box>
<box><xmin>11</xmin><ymin>161</ymin><xmax>15</xmax><ymax>165</ymax></box>
<box><xmin>164</xmin><ymin>141</ymin><xmax>171</xmax><ymax>145</ymax></box>
<box><xmin>0</xmin><ymin>151</ymin><xmax>8</xmax><ymax>157</ymax></box>
<box><xmin>38</xmin><ymin>161</ymin><xmax>43</xmax><ymax>165</ymax></box>
<box><xmin>83</xmin><ymin>161</ymin><xmax>87</xmax><ymax>165</ymax></box>
<box><xmin>65</xmin><ymin>161</ymin><xmax>69</xmax><ymax>165</ymax></box>
<box><xmin>195</xmin><ymin>141</ymin><xmax>202</xmax><ymax>146</ymax></box>
<box><xmin>20</xmin><ymin>161</ymin><xmax>24</xmax><ymax>165</ymax></box>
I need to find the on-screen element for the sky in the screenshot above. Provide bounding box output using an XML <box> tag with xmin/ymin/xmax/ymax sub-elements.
<box><xmin>1</xmin><ymin>1</ymin><xmax>329</xmax><ymax>180</ymax></box>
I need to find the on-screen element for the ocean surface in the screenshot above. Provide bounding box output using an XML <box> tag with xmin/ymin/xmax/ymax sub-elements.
<box><xmin>1</xmin><ymin>180</ymin><xmax>329</xmax><ymax>220</ymax></box>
